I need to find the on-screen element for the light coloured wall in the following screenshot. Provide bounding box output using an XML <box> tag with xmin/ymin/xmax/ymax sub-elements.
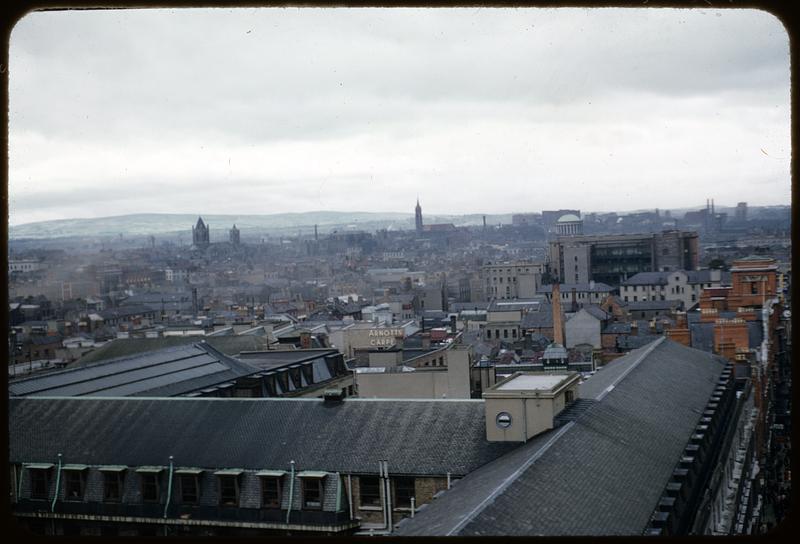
<box><xmin>565</xmin><ymin>309</ymin><xmax>602</xmax><ymax>349</ymax></box>
<box><xmin>356</xmin><ymin>347</ymin><xmax>472</xmax><ymax>399</ymax></box>
<box><xmin>356</xmin><ymin>369</ymin><xmax>450</xmax><ymax>399</ymax></box>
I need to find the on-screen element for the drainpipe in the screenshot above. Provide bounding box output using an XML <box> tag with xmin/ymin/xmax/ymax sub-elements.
<box><xmin>347</xmin><ymin>474</ymin><xmax>354</xmax><ymax>520</ymax></box>
<box><xmin>50</xmin><ymin>453</ymin><xmax>62</xmax><ymax>513</ymax></box>
<box><xmin>384</xmin><ymin>461</ymin><xmax>392</xmax><ymax>533</ymax></box>
<box><xmin>163</xmin><ymin>456</ymin><xmax>174</xmax><ymax>519</ymax></box>
<box><xmin>16</xmin><ymin>465</ymin><xmax>24</xmax><ymax>502</ymax></box>
<box><xmin>335</xmin><ymin>472</ymin><xmax>342</xmax><ymax>513</ymax></box>
<box><xmin>523</xmin><ymin>398</ymin><xmax>529</xmax><ymax>443</ymax></box>
<box><xmin>410</xmin><ymin>497</ymin><xmax>415</xmax><ymax>517</ymax></box>
<box><xmin>285</xmin><ymin>460</ymin><xmax>296</xmax><ymax>524</ymax></box>
<box><xmin>378</xmin><ymin>461</ymin><xmax>387</xmax><ymax>529</ymax></box>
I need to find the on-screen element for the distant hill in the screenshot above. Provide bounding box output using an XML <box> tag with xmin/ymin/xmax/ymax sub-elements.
<box><xmin>7</xmin><ymin>211</ymin><xmax>511</xmax><ymax>240</ymax></box>
<box><xmin>8</xmin><ymin>206</ymin><xmax>787</xmax><ymax>240</ymax></box>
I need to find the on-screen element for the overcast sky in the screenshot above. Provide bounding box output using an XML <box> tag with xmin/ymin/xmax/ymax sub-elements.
<box><xmin>8</xmin><ymin>7</ymin><xmax>790</xmax><ymax>226</ymax></box>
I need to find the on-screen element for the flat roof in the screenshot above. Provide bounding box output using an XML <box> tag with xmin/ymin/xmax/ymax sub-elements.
<box><xmin>496</xmin><ymin>374</ymin><xmax>568</xmax><ymax>391</ymax></box>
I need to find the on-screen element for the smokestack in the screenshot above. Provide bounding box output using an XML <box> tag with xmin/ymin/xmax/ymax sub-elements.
<box><xmin>552</xmin><ymin>283</ymin><xmax>565</xmax><ymax>345</ymax></box>
<box><xmin>482</xmin><ymin>215</ymin><xmax>487</xmax><ymax>229</ymax></box>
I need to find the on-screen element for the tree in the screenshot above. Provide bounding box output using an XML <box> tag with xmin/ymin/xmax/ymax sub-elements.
<box><xmin>708</xmin><ymin>258</ymin><xmax>728</xmax><ymax>271</ymax></box>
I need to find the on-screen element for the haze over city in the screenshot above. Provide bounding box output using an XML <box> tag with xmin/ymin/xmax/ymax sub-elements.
<box><xmin>6</xmin><ymin>7</ymin><xmax>792</xmax><ymax>538</ymax></box>
<box><xmin>8</xmin><ymin>7</ymin><xmax>790</xmax><ymax>226</ymax></box>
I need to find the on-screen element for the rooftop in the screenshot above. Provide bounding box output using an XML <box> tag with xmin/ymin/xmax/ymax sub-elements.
<box><xmin>396</xmin><ymin>338</ymin><xmax>727</xmax><ymax>536</ymax></box>
<box><xmin>494</xmin><ymin>374</ymin><xmax>570</xmax><ymax>391</ymax></box>
<box><xmin>9</xmin><ymin>397</ymin><xmax>519</xmax><ymax>477</ymax></box>
<box><xmin>9</xmin><ymin>342</ymin><xmax>261</xmax><ymax>398</ymax></box>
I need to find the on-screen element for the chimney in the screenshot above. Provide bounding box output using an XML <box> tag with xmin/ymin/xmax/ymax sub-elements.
<box><xmin>571</xmin><ymin>288</ymin><xmax>578</xmax><ymax>312</ymax></box>
<box><xmin>421</xmin><ymin>332</ymin><xmax>431</xmax><ymax>349</ymax></box>
<box><xmin>552</xmin><ymin>284</ymin><xmax>565</xmax><ymax>345</ymax></box>
<box><xmin>450</xmin><ymin>314</ymin><xmax>458</xmax><ymax>334</ymax></box>
<box><xmin>299</xmin><ymin>331</ymin><xmax>312</xmax><ymax>349</ymax></box>
<box><xmin>630</xmin><ymin>321</ymin><xmax>638</xmax><ymax>336</ymax></box>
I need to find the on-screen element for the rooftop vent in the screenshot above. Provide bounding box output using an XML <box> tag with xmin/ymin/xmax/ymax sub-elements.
<box><xmin>323</xmin><ymin>389</ymin><xmax>344</xmax><ymax>405</ymax></box>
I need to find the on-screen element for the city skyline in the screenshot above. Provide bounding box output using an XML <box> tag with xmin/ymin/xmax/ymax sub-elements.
<box><xmin>9</xmin><ymin>8</ymin><xmax>791</xmax><ymax>226</ymax></box>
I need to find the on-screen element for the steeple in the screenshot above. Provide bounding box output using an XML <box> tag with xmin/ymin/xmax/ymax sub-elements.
<box><xmin>192</xmin><ymin>216</ymin><xmax>210</xmax><ymax>249</ymax></box>
<box><xmin>415</xmin><ymin>197</ymin><xmax>423</xmax><ymax>233</ymax></box>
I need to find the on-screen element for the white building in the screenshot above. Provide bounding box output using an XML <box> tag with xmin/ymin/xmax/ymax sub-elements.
<box><xmin>480</xmin><ymin>261</ymin><xmax>545</xmax><ymax>301</ymax></box>
<box><xmin>619</xmin><ymin>269</ymin><xmax>731</xmax><ymax>309</ymax></box>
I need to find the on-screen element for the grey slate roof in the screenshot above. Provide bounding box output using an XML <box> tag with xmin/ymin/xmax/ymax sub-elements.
<box><xmin>77</xmin><ymin>335</ymin><xmax>272</xmax><ymax>365</ymax></box>
<box><xmin>8</xmin><ymin>397</ymin><xmax>519</xmax><ymax>477</ymax></box>
<box><xmin>537</xmin><ymin>282</ymin><xmax>613</xmax><ymax>293</ymax></box>
<box><xmin>237</xmin><ymin>348</ymin><xmax>340</xmax><ymax>369</ymax></box>
<box><xmin>690</xmin><ymin>322</ymin><xmax>715</xmax><ymax>352</ymax></box>
<box><xmin>520</xmin><ymin>304</ymin><xmax>554</xmax><ymax>329</ymax></box>
<box><xmin>9</xmin><ymin>343</ymin><xmax>261</xmax><ymax>397</ymax></box>
<box><xmin>627</xmin><ymin>299</ymin><xmax>682</xmax><ymax>311</ymax></box>
<box><xmin>583</xmin><ymin>304</ymin><xmax>610</xmax><ymax>321</ymax></box>
<box><xmin>622</xmin><ymin>270</ymin><xmax>731</xmax><ymax>286</ymax></box>
<box><xmin>395</xmin><ymin>338</ymin><xmax>726</xmax><ymax>536</ymax></box>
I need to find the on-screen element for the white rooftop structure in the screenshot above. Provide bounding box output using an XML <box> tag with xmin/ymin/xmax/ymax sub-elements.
<box><xmin>495</xmin><ymin>374</ymin><xmax>569</xmax><ymax>391</ymax></box>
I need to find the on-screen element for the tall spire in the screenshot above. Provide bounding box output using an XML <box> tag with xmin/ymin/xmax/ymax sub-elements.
<box><xmin>415</xmin><ymin>197</ymin><xmax>423</xmax><ymax>233</ymax></box>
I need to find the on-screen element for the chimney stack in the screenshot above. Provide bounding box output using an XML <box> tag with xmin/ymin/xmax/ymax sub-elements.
<box><xmin>552</xmin><ymin>283</ymin><xmax>565</xmax><ymax>345</ymax></box>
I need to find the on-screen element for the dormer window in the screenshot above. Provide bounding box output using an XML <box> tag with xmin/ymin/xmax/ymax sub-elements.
<box><xmin>214</xmin><ymin>469</ymin><xmax>243</xmax><ymax>507</ymax></box>
<box><xmin>175</xmin><ymin>468</ymin><xmax>203</xmax><ymax>504</ymax></box>
<box><xmin>63</xmin><ymin>465</ymin><xmax>88</xmax><ymax>501</ymax></box>
<box><xmin>298</xmin><ymin>471</ymin><xmax>326</xmax><ymax>510</ymax></box>
<box><xmin>135</xmin><ymin>467</ymin><xmax>163</xmax><ymax>503</ymax></box>
<box><xmin>99</xmin><ymin>466</ymin><xmax>127</xmax><ymax>502</ymax></box>
<box><xmin>27</xmin><ymin>464</ymin><xmax>53</xmax><ymax>500</ymax></box>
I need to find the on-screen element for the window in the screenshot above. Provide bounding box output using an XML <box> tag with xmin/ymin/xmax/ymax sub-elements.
<box><xmin>218</xmin><ymin>475</ymin><xmax>239</xmax><ymax>507</ymax></box>
<box><xmin>503</xmin><ymin>329</ymin><xmax>508</xmax><ymax>339</ymax></box>
<box><xmin>141</xmin><ymin>473</ymin><xmax>160</xmax><ymax>502</ymax></box>
<box><xmin>30</xmin><ymin>469</ymin><xmax>50</xmax><ymax>500</ymax></box>
<box><xmin>512</xmin><ymin>329</ymin><xmax>517</xmax><ymax>338</ymax></box>
<box><xmin>261</xmin><ymin>477</ymin><xmax>282</xmax><ymax>508</ymax></box>
<box><xmin>393</xmin><ymin>477</ymin><xmax>415</xmax><ymax>509</ymax></box>
<box><xmin>64</xmin><ymin>470</ymin><xmax>86</xmax><ymax>501</ymax></box>
<box><xmin>103</xmin><ymin>472</ymin><xmax>124</xmax><ymax>502</ymax></box>
<box><xmin>179</xmin><ymin>474</ymin><xmax>199</xmax><ymax>504</ymax></box>
<box><xmin>359</xmin><ymin>476</ymin><xmax>381</xmax><ymax>507</ymax></box>
<box><xmin>302</xmin><ymin>478</ymin><xmax>323</xmax><ymax>509</ymax></box>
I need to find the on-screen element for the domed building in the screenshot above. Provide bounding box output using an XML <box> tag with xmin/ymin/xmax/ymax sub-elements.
<box><xmin>556</xmin><ymin>213</ymin><xmax>583</xmax><ymax>236</ymax></box>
